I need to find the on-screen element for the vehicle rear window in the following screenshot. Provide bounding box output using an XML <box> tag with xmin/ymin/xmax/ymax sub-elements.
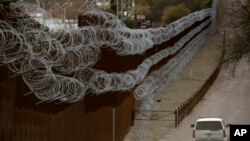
<box><xmin>196</xmin><ymin>121</ymin><xmax>223</xmax><ymax>130</ymax></box>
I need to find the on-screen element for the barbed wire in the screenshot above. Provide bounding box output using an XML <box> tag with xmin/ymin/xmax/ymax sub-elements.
<box><xmin>78</xmin><ymin>9</ymin><xmax>212</xmax><ymax>55</ymax></box>
<box><xmin>86</xmin><ymin>19</ymin><xmax>211</xmax><ymax>94</ymax></box>
<box><xmin>0</xmin><ymin>1</ymin><xmax>215</xmax><ymax>103</ymax></box>
<box><xmin>134</xmin><ymin>26</ymin><xmax>211</xmax><ymax>108</ymax></box>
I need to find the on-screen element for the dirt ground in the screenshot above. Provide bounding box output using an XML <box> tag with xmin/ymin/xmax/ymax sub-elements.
<box><xmin>124</xmin><ymin>31</ymin><xmax>223</xmax><ymax>141</ymax></box>
<box><xmin>158</xmin><ymin>58</ymin><xmax>250</xmax><ymax>141</ymax></box>
<box><xmin>124</xmin><ymin>0</ymin><xmax>230</xmax><ymax>140</ymax></box>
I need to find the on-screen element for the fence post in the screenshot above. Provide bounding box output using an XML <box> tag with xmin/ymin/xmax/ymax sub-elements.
<box><xmin>174</xmin><ymin>109</ymin><xmax>178</xmax><ymax>128</ymax></box>
<box><xmin>112</xmin><ymin>107</ymin><xmax>116</xmax><ymax>141</ymax></box>
<box><xmin>185</xmin><ymin>101</ymin><xmax>188</xmax><ymax>117</ymax></box>
<box><xmin>131</xmin><ymin>109</ymin><xmax>135</xmax><ymax>126</ymax></box>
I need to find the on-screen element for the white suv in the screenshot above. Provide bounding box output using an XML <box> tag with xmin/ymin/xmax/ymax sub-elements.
<box><xmin>191</xmin><ymin>118</ymin><xmax>229</xmax><ymax>141</ymax></box>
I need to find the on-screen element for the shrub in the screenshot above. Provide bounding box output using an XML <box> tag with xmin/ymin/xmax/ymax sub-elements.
<box><xmin>188</xmin><ymin>0</ymin><xmax>211</xmax><ymax>11</ymax></box>
<box><xmin>124</xmin><ymin>18</ymin><xmax>136</xmax><ymax>28</ymax></box>
<box><xmin>161</xmin><ymin>3</ymin><xmax>191</xmax><ymax>24</ymax></box>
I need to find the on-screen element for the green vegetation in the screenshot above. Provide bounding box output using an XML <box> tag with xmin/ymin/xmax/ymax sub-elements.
<box><xmin>188</xmin><ymin>0</ymin><xmax>211</xmax><ymax>12</ymax></box>
<box><xmin>161</xmin><ymin>3</ymin><xmax>191</xmax><ymax>24</ymax></box>
<box><xmin>124</xmin><ymin>18</ymin><xmax>136</xmax><ymax>28</ymax></box>
<box><xmin>135</xmin><ymin>0</ymin><xmax>211</xmax><ymax>25</ymax></box>
<box><xmin>136</xmin><ymin>3</ymin><xmax>151</xmax><ymax>17</ymax></box>
<box><xmin>110</xmin><ymin>0</ymin><xmax>117</xmax><ymax>14</ymax></box>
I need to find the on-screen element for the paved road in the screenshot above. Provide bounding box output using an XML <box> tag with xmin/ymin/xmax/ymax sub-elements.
<box><xmin>158</xmin><ymin>60</ymin><xmax>250</xmax><ymax>141</ymax></box>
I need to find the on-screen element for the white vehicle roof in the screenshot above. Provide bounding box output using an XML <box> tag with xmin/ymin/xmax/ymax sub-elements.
<box><xmin>197</xmin><ymin>118</ymin><xmax>223</xmax><ymax>122</ymax></box>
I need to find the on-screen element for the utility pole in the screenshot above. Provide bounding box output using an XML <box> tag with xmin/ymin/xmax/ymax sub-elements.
<box><xmin>40</xmin><ymin>0</ymin><xmax>45</xmax><ymax>25</ymax></box>
<box><xmin>121</xmin><ymin>0</ymin><xmax>124</xmax><ymax>21</ymax></box>
<box><xmin>63</xmin><ymin>7</ymin><xmax>66</xmax><ymax>27</ymax></box>
<box><xmin>116</xmin><ymin>0</ymin><xmax>119</xmax><ymax>17</ymax></box>
<box><xmin>102</xmin><ymin>0</ymin><xmax>105</xmax><ymax>9</ymax></box>
<box><xmin>132</xmin><ymin>0</ymin><xmax>135</xmax><ymax>19</ymax></box>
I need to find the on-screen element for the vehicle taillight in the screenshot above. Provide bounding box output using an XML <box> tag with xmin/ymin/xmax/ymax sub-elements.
<box><xmin>193</xmin><ymin>130</ymin><xmax>195</xmax><ymax>138</ymax></box>
<box><xmin>223</xmin><ymin>129</ymin><xmax>226</xmax><ymax>138</ymax></box>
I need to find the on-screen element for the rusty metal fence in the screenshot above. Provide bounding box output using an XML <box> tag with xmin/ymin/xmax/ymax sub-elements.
<box><xmin>174</xmin><ymin>66</ymin><xmax>220</xmax><ymax>127</ymax></box>
<box><xmin>132</xmin><ymin>62</ymin><xmax>222</xmax><ymax>128</ymax></box>
<box><xmin>174</xmin><ymin>40</ymin><xmax>225</xmax><ymax>127</ymax></box>
<box><xmin>132</xmin><ymin>32</ymin><xmax>225</xmax><ymax>128</ymax></box>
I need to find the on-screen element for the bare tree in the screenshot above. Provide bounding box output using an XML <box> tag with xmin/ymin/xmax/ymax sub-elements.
<box><xmin>224</xmin><ymin>1</ymin><xmax>250</xmax><ymax>74</ymax></box>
